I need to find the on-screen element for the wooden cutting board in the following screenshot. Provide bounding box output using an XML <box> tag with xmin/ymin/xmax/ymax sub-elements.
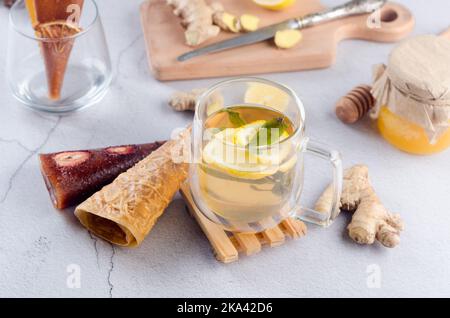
<box><xmin>140</xmin><ymin>0</ymin><xmax>414</xmax><ymax>81</ymax></box>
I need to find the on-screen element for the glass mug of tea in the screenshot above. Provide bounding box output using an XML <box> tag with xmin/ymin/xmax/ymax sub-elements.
<box><xmin>189</xmin><ymin>78</ymin><xmax>343</xmax><ymax>233</ymax></box>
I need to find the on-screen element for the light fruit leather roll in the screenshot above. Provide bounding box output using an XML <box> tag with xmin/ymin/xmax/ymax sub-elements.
<box><xmin>75</xmin><ymin>129</ymin><xmax>190</xmax><ymax>247</ymax></box>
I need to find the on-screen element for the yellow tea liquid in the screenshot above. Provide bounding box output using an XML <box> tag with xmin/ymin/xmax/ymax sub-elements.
<box><xmin>197</xmin><ymin>105</ymin><xmax>300</xmax><ymax>231</ymax></box>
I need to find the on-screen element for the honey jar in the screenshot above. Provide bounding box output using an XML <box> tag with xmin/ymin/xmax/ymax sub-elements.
<box><xmin>371</xmin><ymin>35</ymin><xmax>450</xmax><ymax>155</ymax></box>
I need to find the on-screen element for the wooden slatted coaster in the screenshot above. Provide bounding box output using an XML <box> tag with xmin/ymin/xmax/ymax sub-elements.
<box><xmin>180</xmin><ymin>183</ymin><xmax>307</xmax><ymax>263</ymax></box>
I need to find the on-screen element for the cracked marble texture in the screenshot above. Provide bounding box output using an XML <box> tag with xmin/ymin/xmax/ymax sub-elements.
<box><xmin>1</xmin><ymin>0</ymin><xmax>450</xmax><ymax>297</ymax></box>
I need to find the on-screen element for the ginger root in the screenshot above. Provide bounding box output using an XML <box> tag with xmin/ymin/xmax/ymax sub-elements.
<box><xmin>212</xmin><ymin>3</ymin><xmax>241</xmax><ymax>33</ymax></box>
<box><xmin>275</xmin><ymin>29</ymin><xmax>303</xmax><ymax>49</ymax></box>
<box><xmin>167</xmin><ymin>0</ymin><xmax>221</xmax><ymax>46</ymax></box>
<box><xmin>169</xmin><ymin>88</ymin><xmax>224</xmax><ymax>115</ymax></box>
<box><xmin>211</xmin><ymin>3</ymin><xmax>261</xmax><ymax>33</ymax></box>
<box><xmin>169</xmin><ymin>88</ymin><xmax>206</xmax><ymax>112</ymax></box>
<box><xmin>239</xmin><ymin>14</ymin><xmax>260</xmax><ymax>32</ymax></box>
<box><xmin>167</xmin><ymin>0</ymin><xmax>262</xmax><ymax>44</ymax></box>
<box><xmin>216</xmin><ymin>12</ymin><xmax>240</xmax><ymax>32</ymax></box>
<box><xmin>315</xmin><ymin>165</ymin><xmax>404</xmax><ymax>248</ymax></box>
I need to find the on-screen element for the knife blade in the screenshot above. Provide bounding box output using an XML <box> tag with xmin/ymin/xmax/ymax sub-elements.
<box><xmin>178</xmin><ymin>19</ymin><xmax>298</xmax><ymax>62</ymax></box>
<box><xmin>177</xmin><ymin>0</ymin><xmax>387</xmax><ymax>62</ymax></box>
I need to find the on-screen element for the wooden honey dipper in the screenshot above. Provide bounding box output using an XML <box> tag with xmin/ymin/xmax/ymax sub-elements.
<box><xmin>336</xmin><ymin>27</ymin><xmax>450</xmax><ymax>124</ymax></box>
<box><xmin>335</xmin><ymin>85</ymin><xmax>375</xmax><ymax>124</ymax></box>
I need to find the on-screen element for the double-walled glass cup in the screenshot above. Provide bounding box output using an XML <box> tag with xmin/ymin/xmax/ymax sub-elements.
<box><xmin>7</xmin><ymin>0</ymin><xmax>112</xmax><ymax>112</ymax></box>
<box><xmin>189</xmin><ymin>78</ymin><xmax>343</xmax><ymax>233</ymax></box>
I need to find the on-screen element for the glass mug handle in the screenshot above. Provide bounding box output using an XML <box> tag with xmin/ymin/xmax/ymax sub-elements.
<box><xmin>295</xmin><ymin>138</ymin><xmax>343</xmax><ymax>227</ymax></box>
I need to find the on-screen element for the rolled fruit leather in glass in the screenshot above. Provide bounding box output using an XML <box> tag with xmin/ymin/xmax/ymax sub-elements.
<box><xmin>371</xmin><ymin>35</ymin><xmax>450</xmax><ymax>155</ymax></box>
<box><xmin>25</xmin><ymin>0</ymin><xmax>84</xmax><ymax>100</ymax></box>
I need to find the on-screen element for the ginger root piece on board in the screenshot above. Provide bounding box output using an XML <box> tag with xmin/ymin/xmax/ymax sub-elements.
<box><xmin>167</xmin><ymin>0</ymin><xmax>221</xmax><ymax>46</ymax></box>
<box><xmin>213</xmin><ymin>10</ymin><xmax>240</xmax><ymax>33</ymax></box>
<box><xmin>75</xmin><ymin>128</ymin><xmax>191</xmax><ymax>247</ymax></box>
<box><xmin>315</xmin><ymin>165</ymin><xmax>404</xmax><ymax>248</ymax></box>
<box><xmin>239</xmin><ymin>14</ymin><xmax>260</xmax><ymax>32</ymax></box>
<box><xmin>25</xmin><ymin>0</ymin><xmax>84</xmax><ymax>100</ymax></box>
<box><xmin>274</xmin><ymin>29</ymin><xmax>303</xmax><ymax>49</ymax></box>
<box><xmin>39</xmin><ymin>142</ymin><xmax>165</xmax><ymax>210</ymax></box>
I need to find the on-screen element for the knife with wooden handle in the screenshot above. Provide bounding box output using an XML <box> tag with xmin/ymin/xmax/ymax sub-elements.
<box><xmin>178</xmin><ymin>0</ymin><xmax>387</xmax><ymax>62</ymax></box>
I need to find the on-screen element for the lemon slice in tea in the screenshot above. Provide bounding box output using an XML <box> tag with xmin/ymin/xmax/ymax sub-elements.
<box><xmin>202</xmin><ymin>118</ymin><xmax>295</xmax><ymax>179</ymax></box>
<box><xmin>233</xmin><ymin>120</ymin><xmax>267</xmax><ymax>146</ymax></box>
<box><xmin>244</xmin><ymin>83</ymin><xmax>291</xmax><ymax>112</ymax></box>
<box><xmin>203</xmin><ymin>126</ymin><xmax>281</xmax><ymax>180</ymax></box>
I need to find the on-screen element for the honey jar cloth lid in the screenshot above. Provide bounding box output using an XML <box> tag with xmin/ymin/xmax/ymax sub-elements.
<box><xmin>371</xmin><ymin>35</ymin><xmax>450</xmax><ymax>144</ymax></box>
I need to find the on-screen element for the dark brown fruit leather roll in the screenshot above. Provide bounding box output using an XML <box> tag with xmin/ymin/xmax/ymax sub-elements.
<box><xmin>39</xmin><ymin>142</ymin><xmax>165</xmax><ymax>209</ymax></box>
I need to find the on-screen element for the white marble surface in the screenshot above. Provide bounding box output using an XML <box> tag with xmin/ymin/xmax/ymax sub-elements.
<box><xmin>1</xmin><ymin>0</ymin><xmax>449</xmax><ymax>298</ymax></box>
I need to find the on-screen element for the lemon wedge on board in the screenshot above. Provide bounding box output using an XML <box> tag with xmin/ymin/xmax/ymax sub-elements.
<box><xmin>252</xmin><ymin>0</ymin><xmax>296</xmax><ymax>11</ymax></box>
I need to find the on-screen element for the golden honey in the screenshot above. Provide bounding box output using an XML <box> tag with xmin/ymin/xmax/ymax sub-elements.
<box><xmin>378</xmin><ymin>107</ymin><xmax>450</xmax><ymax>155</ymax></box>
